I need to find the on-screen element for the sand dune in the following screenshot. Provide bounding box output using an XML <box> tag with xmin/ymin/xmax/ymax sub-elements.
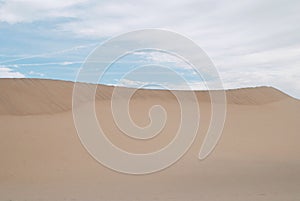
<box><xmin>0</xmin><ymin>78</ymin><xmax>299</xmax><ymax>201</ymax></box>
<box><xmin>0</xmin><ymin>78</ymin><xmax>293</xmax><ymax>115</ymax></box>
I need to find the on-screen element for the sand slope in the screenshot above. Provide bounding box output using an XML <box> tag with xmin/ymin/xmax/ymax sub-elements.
<box><xmin>0</xmin><ymin>78</ymin><xmax>299</xmax><ymax>201</ymax></box>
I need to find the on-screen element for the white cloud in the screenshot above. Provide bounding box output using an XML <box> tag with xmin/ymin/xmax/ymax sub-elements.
<box><xmin>29</xmin><ymin>71</ymin><xmax>44</xmax><ymax>76</ymax></box>
<box><xmin>0</xmin><ymin>66</ymin><xmax>25</xmax><ymax>78</ymax></box>
<box><xmin>118</xmin><ymin>79</ymin><xmax>148</xmax><ymax>88</ymax></box>
<box><xmin>219</xmin><ymin>65</ymin><xmax>300</xmax><ymax>98</ymax></box>
<box><xmin>117</xmin><ymin>78</ymin><xmax>208</xmax><ymax>91</ymax></box>
<box><xmin>0</xmin><ymin>0</ymin><xmax>86</xmax><ymax>23</ymax></box>
<box><xmin>131</xmin><ymin>51</ymin><xmax>191</xmax><ymax>69</ymax></box>
<box><xmin>0</xmin><ymin>0</ymin><xmax>300</xmax><ymax>98</ymax></box>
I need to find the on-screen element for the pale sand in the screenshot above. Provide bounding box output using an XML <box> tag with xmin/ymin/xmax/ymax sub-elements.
<box><xmin>0</xmin><ymin>78</ymin><xmax>299</xmax><ymax>201</ymax></box>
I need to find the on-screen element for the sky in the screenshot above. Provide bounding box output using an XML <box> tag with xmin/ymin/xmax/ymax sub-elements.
<box><xmin>0</xmin><ymin>0</ymin><xmax>300</xmax><ymax>98</ymax></box>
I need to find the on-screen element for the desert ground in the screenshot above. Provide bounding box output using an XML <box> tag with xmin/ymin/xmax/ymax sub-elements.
<box><xmin>0</xmin><ymin>78</ymin><xmax>299</xmax><ymax>201</ymax></box>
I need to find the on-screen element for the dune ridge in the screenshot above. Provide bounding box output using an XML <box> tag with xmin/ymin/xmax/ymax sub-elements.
<box><xmin>0</xmin><ymin>78</ymin><xmax>296</xmax><ymax>115</ymax></box>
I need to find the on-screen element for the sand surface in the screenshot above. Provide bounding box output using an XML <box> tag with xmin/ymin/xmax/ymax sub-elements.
<box><xmin>0</xmin><ymin>78</ymin><xmax>299</xmax><ymax>201</ymax></box>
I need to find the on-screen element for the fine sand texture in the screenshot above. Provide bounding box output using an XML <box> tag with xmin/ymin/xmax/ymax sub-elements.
<box><xmin>0</xmin><ymin>78</ymin><xmax>299</xmax><ymax>201</ymax></box>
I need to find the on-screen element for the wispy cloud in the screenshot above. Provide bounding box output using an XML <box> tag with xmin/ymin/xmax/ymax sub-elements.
<box><xmin>3</xmin><ymin>61</ymin><xmax>83</xmax><ymax>67</ymax></box>
<box><xmin>0</xmin><ymin>43</ymin><xmax>97</xmax><ymax>65</ymax></box>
